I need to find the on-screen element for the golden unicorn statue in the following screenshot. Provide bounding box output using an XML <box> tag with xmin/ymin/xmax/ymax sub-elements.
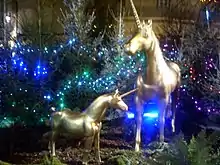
<box><xmin>124</xmin><ymin>0</ymin><xmax>181</xmax><ymax>152</ymax></box>
<box><xmin>46</xmin><ymin>88</ymin><xmax>137</xmax><ymax>164</ymax></box>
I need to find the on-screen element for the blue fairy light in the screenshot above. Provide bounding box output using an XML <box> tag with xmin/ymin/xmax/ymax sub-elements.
<box><xmin>127</xmin><ymin>112</ymin><xmax>135</xmax><ymax>119</ymax></box>
<box><xmin>47</xmin><ymin>95</ymin><xmax>51</xmax><ymax>100</ymax></box>
<box><xmin>20</xmin><ymin>61</ymin><xmax>23</xmax><ymax>66</ymax></box>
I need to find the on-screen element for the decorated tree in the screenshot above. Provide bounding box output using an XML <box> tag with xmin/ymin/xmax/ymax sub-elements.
<box><xmin>0</xmin><ymin>0</ymin><xmax>105</xmax><ymax>126</ymax></box>
<box><xmin>158</xmin><ymin>0</ymin><xmax>220</xmax><ymax>116</ymax></box>
<box><xmin>181</xmin><ymin>22</ymin><xmax>220</xmax><ymax>114</ymax></box>
<box><xmin>100</xmin><ymin>1</ymin><xmax>145</xmax><ymax>92</ymax></box>
<box><xmin>0</xmin><ymin>45</ymin><xmax>63</xmax><ymax>127</ymax></box>
<box><xmin>55</xmin><ymin>0</ymin><xmax>108</xmax><ymax>109</ymax></box>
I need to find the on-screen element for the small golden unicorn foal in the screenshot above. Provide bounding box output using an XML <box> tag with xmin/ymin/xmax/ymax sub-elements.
<box><xmin>124</xmin><ymin>0</ymin><xmax>181</xmax><ymax>152</ymax></box>
<box><xmin>46</xmin><ymin>89</ymin><xmax>137</xmax><ymax>165</ymax></box>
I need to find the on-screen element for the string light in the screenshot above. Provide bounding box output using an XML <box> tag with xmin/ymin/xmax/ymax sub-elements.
<box><xmin>56</xmin><ymin>49</ymin><xmax>145</xmax><ymax>109</ymax></box>
<box><xmin>0</xmin><ymin>36</ymin><xmax>219</xmax><ymax>126</ymax></box>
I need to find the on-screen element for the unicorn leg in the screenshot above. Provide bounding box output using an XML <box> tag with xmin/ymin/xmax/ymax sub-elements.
<box><xmin>171</xmin><ymin>118</ymin><xmax>175</xmax><ymax>133</ymax></box>
<box><xmin>51</xmin><ymin>131</ymin><xmax>57</xmax><ymax>157</ymax></box>
<box><xmin>135</xmin><ymin>97</ymin><xmax>143</xmax><ymax>152</ymax></box>
<box><xmin>82</xmin><ymin>136</ymin><xmax>95</xmax><ymax>165</ymax></box>
<box><xmin>48</xmin><ymin>141</ymin><xmax>51</xmax><ymax>154</ymax></box>
<box><xmin>158</xmin><ymin>97</ymin><xmax>169</xmax><ymax>142</ymax></box>
<box><xmin>44</xmin><ymin>131</ymin><xmax>52</xmax><ymax>154</ymax></box>
<box><xmin>171</xmin><ymin>89</ymin><xmax>178</xmax><ymax>133</ymax></box>
<box><xmin>94</xmin><ymin>123</ymin><xmax>102</xmax><ymax>164</ymax></box>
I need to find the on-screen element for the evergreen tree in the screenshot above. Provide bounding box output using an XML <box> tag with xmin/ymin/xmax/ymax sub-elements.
<box><xmin>56</xmin><ymin>0</ymin><xmax>106</xmax><ymax>109</ymax></box>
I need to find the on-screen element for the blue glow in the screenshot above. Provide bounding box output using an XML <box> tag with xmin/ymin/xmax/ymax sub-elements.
<box><xmin>126</xmin><ymin>111</ymin><xmax>159</xmax><ymax>119</ymax></box>
<box><xmin>143</xmin><ymin>112</ymin><xmax>158</xmax><ymax>118</ymax></box>
<box><xmin>47</xmin><ymin>95</ymin><xmax>51</xmax><ymax>100</ymax></box>
<box><xmin>127</xmin><ymin>112</ymin><xmax>135</xmax><ymax>119</ymax></box>
<box><xmin>44</xmin><ymin>95</ymin><xmax>51</xmax><ymax>100</ymax></box>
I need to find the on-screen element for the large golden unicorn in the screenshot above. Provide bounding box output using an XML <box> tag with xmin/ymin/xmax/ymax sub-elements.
<box><xmin>124</xmin><ymin>0</ymin><xmax>181</xmax><ymax>152</ymax></box>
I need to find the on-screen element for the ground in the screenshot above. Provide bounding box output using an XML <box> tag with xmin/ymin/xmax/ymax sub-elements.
<box><xmin>0</xmin><ymin>118</ymin><xmax>153</xmax><ymax>165</ymax></box>
<box><xmin>10</xmin><ymin>138</ymin><xmax>137</xmax><ymax>164</ymax></box>
<box><xmin>0</xmin><ymin>116</ymin><xmax>203</xmax><ymax>165</ymax></box>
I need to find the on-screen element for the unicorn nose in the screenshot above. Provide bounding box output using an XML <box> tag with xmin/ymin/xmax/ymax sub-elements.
<box><xmin>124</xmin><ymin>44</ymin><xmax>130</xmax><ymax>52</ymax></box>
<box><xmin>124</xmin><ymin>105</ymin><xmax>128</xmax><ymax>111</ymax></box>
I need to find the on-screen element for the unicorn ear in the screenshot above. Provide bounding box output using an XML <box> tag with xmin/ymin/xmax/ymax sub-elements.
<box><xmin>114</xmin><ymin>89</ymin><xmax>119</xmax><ymax>97</ymax></box>
<box><xmin>141</xmin><ymin>20</ymin><xmax>146</xmax><ymax>29</ymax></box>
<box><xmin>147</xmin><ymin>19</ymin><xmax>152</xmax><ymax>27</ymax></box>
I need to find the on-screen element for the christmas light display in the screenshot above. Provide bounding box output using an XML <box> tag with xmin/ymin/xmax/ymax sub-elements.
<box><xmin>56</xmin><ymin>50</ymin><xmax>145</xmax><ymax>109</ymax></box>
<box><xmin>0</xmin><ymin>33</ymin><xmax>219</xmax><ymax>126</ymax></box>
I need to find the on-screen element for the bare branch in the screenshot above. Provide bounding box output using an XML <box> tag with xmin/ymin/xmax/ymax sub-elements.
<box><xmin>184</xmin><ymin>25</ymin><xmax>220</xmax><ymax>107</ymax></box>
<box><xmin>108</xmin><ymin>6</ymin><xmax>119</xmax><ymax>23</ymax></box>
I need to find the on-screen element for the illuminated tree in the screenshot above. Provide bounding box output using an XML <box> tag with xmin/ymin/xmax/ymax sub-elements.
<box><xmin>181</xmin><ymin>23</ymin><xmax>220</xmax><ymax>113</ymax></box>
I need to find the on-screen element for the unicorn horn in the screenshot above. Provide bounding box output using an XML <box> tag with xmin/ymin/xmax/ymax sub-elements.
<box><xmin>130</xmin><ymin>0</ymin><xmax>141</xmax><ymax>29</ymax></box>
<box><xmin>120</xmin><ymin>88</ymin><xmax>138</xmax><ymax>98</ymax></box>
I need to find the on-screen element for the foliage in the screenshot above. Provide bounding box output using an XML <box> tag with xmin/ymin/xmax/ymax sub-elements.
<box><xmin>100</xmin><ymin>6</ymin><xmax>145</xmax><ymax>92</ymax></box>
<box><xmin>0</xmin><ymin>160</ymin><xmax>11</xmax><ymax>165</ymax></box>
<box><xmin>105</xmin><ymin>149</ymin><xmax>148</xmax><ymax>165</ymax></box>
<box><xmin>40</xmin><ymin>156</ymin><xmax>66</xmax><ymax>165</ymax></box>
<box><xmin>56</xmin><ymin>0</ymin><xmax>107</xmax><ymax>109</ymax></box>
<box><xmin>59</xmin><ymin>0</ymin><xmax>104</xmax><ymax>53</ymax></box>
<box><xmin>161</xmin><ymin>0</ymin><xmax>220</xmax><ymax>111</ymax></box>
<box><xmin>0</xmin><ymin>46</ymin><xmax>65</xmax><ymax>125</ymax></box>
<box><xmin>88</xmin><ymin>0</ymin><xmax>118</xmax><ymax>38</ymax></box>
<box><xmin>147</xmin><ymin>130</ymin><xmax>220</xmax><ymax>165</ymax></box>
<box><xmin>106</xmin><ymin>155</ymin><xmax>130</xmax><ymax>165</ymax></box>
<box><xmin>182</xmin><ymin>24</ymin><xmax>220</xmax><ymax>108</ymax></box>
<box><xmin>0</xmin><ymin>0</ymin><xmax>107</xmax><ymax>125</ymax></box>
<box><xmin>58</xmin><ymin>0</ymin><xmax>104</xmax><ymax>72</ymax></box>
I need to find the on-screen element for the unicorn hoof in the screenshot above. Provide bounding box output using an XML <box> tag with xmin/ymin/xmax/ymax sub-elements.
<box><xmin>135</xmin><ymin>146</ymin><xmax>140</xmax><ymax>152</ymax></box>
<box><xmin>97</xmin><ymin>160</ymin><xmax>103</xmax><ymax>164</ymax></box>
<box><xmin>158</xmin><ymin>142</ymin><xmax>168</xmax><ymax>149</ymax></box>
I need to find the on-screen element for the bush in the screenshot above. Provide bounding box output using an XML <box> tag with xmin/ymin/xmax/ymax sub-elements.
<box><xmin>40</xmin><ymin>156</ymin><xmax>65</xmax><ymax>165</ymax></box>
<box><xmin>0</xmin><ymin>160</ymin><xmax>11</xmax><ymax>165</ymax></box>
<box><xmin>147</xmin><ymin>130</ymin><xmax>220</xmax><ymax>165</ymax></box>
<box><xmin>106</xmin><ymin>155</ymin><xmax>130</xmax><ymax>165</ymax></box>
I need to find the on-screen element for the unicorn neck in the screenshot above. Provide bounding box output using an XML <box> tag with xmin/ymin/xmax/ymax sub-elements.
<box><xmin>84</xmin><ymin>95</ymin><xmax>110</xmax><ymax>122</ymax></box>
<box><xmin>145</xmin><ymin>31</ymin><xmax>168</xmax><ymax>83</ymax></box>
